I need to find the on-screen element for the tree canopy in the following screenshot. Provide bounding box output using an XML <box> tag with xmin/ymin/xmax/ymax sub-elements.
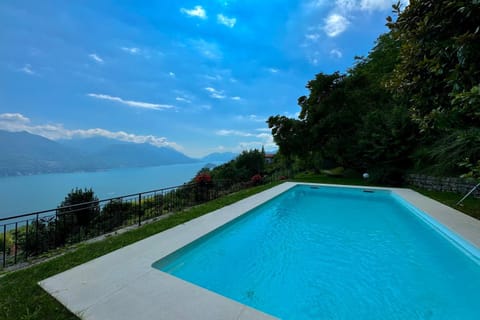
<box><xmin>268</xmin><ymin>1</ymin><xmax>479</xmax><ymax>183</ymax></box>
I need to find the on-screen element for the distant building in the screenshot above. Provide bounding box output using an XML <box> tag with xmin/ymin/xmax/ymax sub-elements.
<box><xmin>264</xmin><ymin>153</ymin><xmax>275</xmax><ymax>164</ymax></box>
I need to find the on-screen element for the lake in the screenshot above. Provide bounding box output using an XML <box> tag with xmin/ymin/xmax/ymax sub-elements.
<box><xmin>0</xmin><ymin>163</ymin><xmax>209</xmax><ymax>219</ymax></box>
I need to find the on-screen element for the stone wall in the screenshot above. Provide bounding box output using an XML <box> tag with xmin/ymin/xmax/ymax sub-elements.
<box><xmin>406</xmin><ymin>174</ymin><xmax>480</xmax><ymax>198</ymax></box>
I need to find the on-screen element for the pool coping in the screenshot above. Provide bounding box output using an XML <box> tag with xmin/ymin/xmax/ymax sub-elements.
<box><xmin>39</xmin><ymin>182</ymin><xmax>480</xmax><ymax>320</ymax></box>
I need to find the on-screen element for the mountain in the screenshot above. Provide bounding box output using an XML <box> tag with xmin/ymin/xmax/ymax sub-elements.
<box><xmin>91</xmin><ymin>143</ymin><xmax>197</xmax><ymax>168</ymax></box>
<box><xmin>0</xmin><ymin>131</ymin><xmax>198</xmax><ymax>176</ymax></box>
<box><xmin>201</xmin><ymin>152</ymin><xmax>237</xmax><ymax>163</ymax></box>
<box><xmin>0</xmin><ymin>130</ymin><xmax>99</xmax><ymax>176</ymax></box>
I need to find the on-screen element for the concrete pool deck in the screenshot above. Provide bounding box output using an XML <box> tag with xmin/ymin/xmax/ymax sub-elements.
<box><xmin>39</xmin><ymin>182</ymin><xmax>480</xmax><ymax>320</ymax></box>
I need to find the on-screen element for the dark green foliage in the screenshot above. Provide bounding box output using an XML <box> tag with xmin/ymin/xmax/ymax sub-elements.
<box><xmin>57</xmin><ymin>188</ymin><xmax>100</xmax><ymax>244</ymax></box>
<box><xmin>268</xmin><ymin>2</ymin><xmax>479</xmax><ymax>182</ymax></box>
<box><xmin>267</xmin><ymin>116</ymin><xmax>307</xmax><ymax>167</ymax></box>
<box><xmin>210</xmin><ymin>149</ymin><xmax>266</xmax><ymax>182</ymax></box>
<box><xmin>268</xmin><ymin>31</ymin><xmax>415</xmax><ymax>184</ymax></box>
<box><xmin>235</xmin><ymin>149</ymin><xmax>265</xmax><ymax>179</ymax></box>
<box><xmin>0</xmin><ymin>232</ymin><xmax>13</xmax><ymax>255</ymax></box>
<box><xmin>357</xmin><ymin>106</ymin><xmax>418</xmax><ymax>184</ymax></box>
<box><xmin>387</xmin><ymin>0</ymin><xmax>480</xmax><ymax>133</ymax></box>
<box><xmin>94</xmin><ymin>199</ymin><xmax>135</xmax><ymax>232</ymax></box>
<box><xmin>426</xmin><ymin>128</ymin><xmax>480</xmax><ymax>175</ymax></box>
<box><xmin>386</xmin><ymin>0</ymin><xmax>480</xmax><ymax>176</ymax></box>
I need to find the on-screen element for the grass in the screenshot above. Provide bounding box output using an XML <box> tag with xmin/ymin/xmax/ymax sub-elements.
<box><xmin>1</xmin><ymin>177</ymin><xmax>478</xmax><ymax>320</ymax></box>
<box><xmin>0</xmin><ymin>182</ymin><xmax>280</xmax><ymax>320</ymax></box>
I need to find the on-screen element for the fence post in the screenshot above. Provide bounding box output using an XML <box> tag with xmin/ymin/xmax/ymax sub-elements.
<box><xmin>25</xmin><ymin>220</ymin><xmax>29</xmax><ymax>261</ymax></box>
<box><xmin>14</xmin><ymin>222</ymin><xmax>18</xmax><ymax>265</ymax></box>
<box><xmin>2</xmin><ymin>224</ymin><xmax>6</xmax><ymax>268</ymax></box>
<box><xmin>35</xmin><ymin>213</ymin><xmax>39</xmax><ymax>255</ymax></box>
<box><xmin>138</xmin><ymin>193</ymin><xmax>142</xmax><ymax>226</ymax></box>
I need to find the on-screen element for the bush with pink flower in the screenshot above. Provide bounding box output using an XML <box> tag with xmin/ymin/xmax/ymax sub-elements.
<box><xmin>251</xmin><ymin>174</ymin><xmax>263</xmax><ymax>185</ymax></box>
<box><xmin>195</xmin><ymin>172</ymin><xmax>212</xmax><ymax>185</ymax></box>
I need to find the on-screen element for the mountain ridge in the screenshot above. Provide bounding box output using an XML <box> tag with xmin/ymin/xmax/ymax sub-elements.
<box><xmin>0</xmin><ymin>130</ymin><xmax>199</xmax><ymax>176</ymax></box>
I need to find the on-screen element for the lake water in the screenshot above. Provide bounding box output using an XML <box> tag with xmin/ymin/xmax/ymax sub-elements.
<box><xmin>0</xmin><ymin>163</ymin><xmax>208</xmax><ymax>219</ymax></box>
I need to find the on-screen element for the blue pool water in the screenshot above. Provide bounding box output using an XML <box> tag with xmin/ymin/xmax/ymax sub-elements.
<box><xmin>153</xmin><ymin>185</ymin><xmax>480</xmax><ymax>319</ymax></box>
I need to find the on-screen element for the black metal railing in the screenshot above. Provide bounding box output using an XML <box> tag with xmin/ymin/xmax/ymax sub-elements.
<box><xmin>0</xmin><ymin>179</ymin><xmax>255</xmax><ymax>269</ymax></box>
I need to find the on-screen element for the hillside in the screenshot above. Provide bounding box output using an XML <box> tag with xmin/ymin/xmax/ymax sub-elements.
<box><xmin>0</xmin><ymin>130</ymin><xmax>98</xmax><ymax>176</ymax></box>
<box><xmin>0</xmin><ymin>131</ymin><xmax>198</xmax><ymax>176</ymax></box>
<box><xmin>201</xmin><ymin>152</ymin><xmax>237</xmax><ymax>163</ymax></box>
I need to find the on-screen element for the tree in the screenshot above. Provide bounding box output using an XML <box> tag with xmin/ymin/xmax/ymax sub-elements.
<box><xmin>387</xmin><ymin>1</ymin><xmax>480</xmax><ymax>175</ymax></box>
<box><xmin>57</xmin><ymin>188</ymin><xmax>99</xmax><ymax>243</ymax></box>
<box><xmin>267</xmin><ymin>115</ymin><xmax>307</xmax><ymax>167</ymax></box>
<box><xmin>235</xmin><ymin>149</ymin><xmax>265</xmax><ymax>180</ymax></box>
<box><xmin>267</xmin><ymin>30</ymin><xmax>416</xmax><ymax>183</ymax></box>
<box><xmin>387</xmin><ymin>0</ymin><xmax>480</xmax><ymax>133</ymax></box>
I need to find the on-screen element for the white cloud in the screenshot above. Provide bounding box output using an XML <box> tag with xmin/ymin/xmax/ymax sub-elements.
<box><xmin>333</xmin><ymin>0</ymin><xmax>398</xmax><ymax>12</ymax></box>
<box><xmin>204</xmin><ymin>87</ymin><xmax>226</xmax><ymax>99</ymax></box>
<box><xmin>305</xmin><ymin>33</ymin><xmax>321</xmax><ymax>41</ymax></box>
<box><xmin>216</xmin><ymin>129</ymin><xmax>253</xmax><ymax>137</ymax></box>
<box><xmin>0</xmin><ymin>113</ymin><xmax>183</xmax><ymax>150</ymax></box>
<box><xmin>231</xmin><ymin>96</ymin><xmax>241</xmax><ymax>101</ymax></box>
<box><xmin>323</xmin><ymin>14</ymin><xmax>349</xmax><ymax>37</ymax></box>
<box><xmin>121</xmin><ymin>47</ymin><xmax>140</xmax><ymax>54</ymax></box>
<box><xmin>89</xmin><ymin>53</ymin><xmax>104</xmax><ymax>63</ymax></box>
<box><xmin>0</xmin><ymin>113</ymin><xmax>29</xmax><ymax>122</ymax></box>
<box><xmin>20</xmin><ymin>64</ymin><xmax>35</xmax><ymax>75</ymax></box>
<box><xmin>176</xmin><ymin>96</ymin><xmax>192</xmax><ymax>103</ymax></box>
<box><xmin>169</xmin><ymin>72</ymin><xmax>176</xmax><ymax>77</ymax></box>
<box><xmin>180</xmin><ymin>5</ymin><xmax>207</xmax><ymax>19</ymax></box>
<box><xmin>238</xmin><ymin>133</ymin><xmax>276</xmax><ymax>151</ymax></box>
<box><xmin>334</xmin><ymin>0</ymin><xmax>356</xmax><ymax>12</ymax></box>
<box><xmin>215</xmin><ymin>129</ymin><xmax>275</xmax><ymax>151</ymax></box>
<box><xmin>204</xmin><ymin>74</ymin><xmax>222</xmax><ymax>81</ymax></box>
<box><xmin>190</xmin><ymin>39</ymin><xmax>222</xmax><ymax>60</ymax></box>
<box><xmin>330</xmin><ymin>48</ymin><xmax>343</xmax><ymax>58</ymax></box>
<box><xmin>283</xmin><ymin>111</ymin><xmax>300</xmax><ymax>119</ymax></box>
<box><xmin>87</xmin><ymin>93</ymin><xmax>173</xmax><ymax>110</ymax></box>
<box><xmin>211</xmin><ymin>93</ymin><xmax>226</xmax><ymax>99</ymax></box>
<box><xmin>268</xmin><ymin>68</ymin><xmax>279</xmax><ymax>73</ymax></box>
<box><xmin>217</xmin><ymin>14</ymin><xmax>236</xmax><ymax>28</ymax></box>
<box><xmin>359</xmin><ymin>0</ymin><xmax>392</xmax><ymax>11</ymax></box>
<box><xmin>0</xmin><ymin>113</ymin><xmax>31</xmax><ymax>125</ymax></box>
<box><xmin>234</xmin><ymin>114</ymin><xmax>266</xmax><ymax>123</ymax></box>
<box><xmin>306</xmin><ymin>0</ymin><xmax>329</xmax><ymax>8</ymax></box>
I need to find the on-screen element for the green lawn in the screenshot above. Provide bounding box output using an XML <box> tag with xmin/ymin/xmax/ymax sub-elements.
<box><xmin>1</xmin><ymin>178</ymin><xmax>478</xmax><ymax>320</ymax></box>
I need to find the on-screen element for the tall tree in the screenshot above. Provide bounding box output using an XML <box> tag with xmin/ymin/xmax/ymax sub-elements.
<box><xmin>387</xmin><ymin>0</ymin><xmax>480</xmax><ymax>175</ymax></box>
<box><xmin>387</xmin><ymin>0</ymin><xmax>480</xmax><ymax>133</ymax></box>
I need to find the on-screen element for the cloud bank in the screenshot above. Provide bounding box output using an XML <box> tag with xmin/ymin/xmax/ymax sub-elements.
<box><xmin>0</xmin><ymin>113</ymin><xmax>182</xmax><ymax>150</ymax></box>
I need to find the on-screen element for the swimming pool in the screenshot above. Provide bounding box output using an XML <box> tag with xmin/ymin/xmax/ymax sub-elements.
<box><xmin>154</xmin><ymin>185</ymin><xmax>480</xmax><ymax>319</ymax></box>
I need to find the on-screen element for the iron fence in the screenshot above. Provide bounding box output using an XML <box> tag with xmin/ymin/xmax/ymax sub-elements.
<box><xmin>0</xmin><ymin>179</ymin><xmax>252</xmax><ymax>269</ymax></box>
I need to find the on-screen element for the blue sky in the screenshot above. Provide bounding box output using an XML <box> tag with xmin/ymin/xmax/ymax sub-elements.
<box><xmin>0</xmin><ymin>0</ymin><xmax>406</xmax><ymax>158</ymax></box>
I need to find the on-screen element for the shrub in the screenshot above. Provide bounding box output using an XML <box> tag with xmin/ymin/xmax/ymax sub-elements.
<box><xmin>251</xmin><ymin>174</ymin><xmax>263</xmax><ymax>185</ymax></box>
<box><xmin>195</xmin><ymin>173</ymin><xmax>212</xmax><ymax>184</ymax></box>
<box><xmin>0</xmin><ymin>231</ymin><xmax>13</xmax><ymax>255</ymax></box>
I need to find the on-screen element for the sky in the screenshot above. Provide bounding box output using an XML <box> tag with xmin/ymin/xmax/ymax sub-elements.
<box><xmin>0</xmin><ymin>0</ymin><xmax>407</xmax><ymax>158</ymax></box>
